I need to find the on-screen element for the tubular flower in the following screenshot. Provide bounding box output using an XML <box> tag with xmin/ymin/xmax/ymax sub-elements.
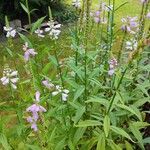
<box><xmin>45</xmin><ymin>20</ymin><xmax>61</xmax><ymax>40</ymax></box>
<box><xmin>72</xmin><ymin>0</ymin><xmax>81</xmax><ymax>8</ymax></box>
<box><xmin>121</xmin><ymin>16</ymin><xmax>139</xmax><ymax>34</ymax></box>
<box><xmin>52</xmin><ymin>85</ymin><xmax>69</xmax><ymax>102</ymax></box>
<box><xmin>42</xmin><ymin>79</ymin><xmax>54</xmax><ymax>89</ymax></box>
<box><xmin>35</xmin><ymin>29</ymin><xmax>45</xmax><ymax>38</ymax></box>
<box><xmin>3</xmin><ymin>26</ymin><xmax>16</xmax><ymax>38</ymax></box>
<box><xmin>0</xmin><ymin>65</ymin><xmax>19</xmax><ymax>89</ymax></box>
<box><xmin>26</xmin><ymin>91</ymin><xmax>46</xmax><ymax>132</ymax></box>
<box><xmin>23</xmin><ymin>42</ymin><xmax>37</xmax><ymax>61</ymax></box>
<box><xmin>126</xmin><ymin>39</ymin><xmax>138</xmax><ymax>50</ymax></box>
<box><xmin>108</xmin><ymin>58</ymin><xmax>118</xmax><ymax>76</ymax></box>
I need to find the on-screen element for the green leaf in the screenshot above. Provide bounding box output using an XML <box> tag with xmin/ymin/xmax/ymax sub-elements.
<box><xmin>96</xmin><ymin>134</ymin><xmax>105</xmax><ymax>150</ymax></box>
<box><xmin>26</xmin><ymin>144</ymin><xmax>40</xmax><ymax>150</ymax></box>
<box><xmin>110</xmin><ymin>126</ymin><xmax>134</xmax><ymax>142</ymax></box>
<box><xmin>108</xmin><ymin>140</ymin><xmax>122</xmax><ymax>150</ymax></box>
<box><xmin>30</xmin><ymin>8</ymin><xmax>38</xmax><ymax>14</ymax></box>
<box><xmin>55</xmin><ymin>137</ymin><xmax>66</xmax><ymax>150</ymax></box>
<box><xmin>132</xmin><ymin>121</ymin><xmax>150</xmax><ymax>129</ymax></box>
<box><xmin>73</xmin><ymin>128</ymin><xmax>86</xmax><ymax>145</ymax></box>
<box><xmin>20</xmin><ymin>3</ymin><xmax>29</xmax><ymax>14</ymax></box>
<box><xmin>86</xmin><ymin>97</ymin><xmax>109</xmax><ymax>108</ymax></box>
<box><xmin>18</xmin><ymin>33</ymin><xmax>32</xmax><ymax>47</ymax></box>
<box><xmin>129</xmin><ymin>124</ymin><xmax>144</xmax><ymax>150</ymax></box>
<box><xmin>6</xmin><ymin>47</ymin><xmax>13</xmax><ymax>57</ymax></box>
<box><xmin>49</xmin><ymin>55</ymin><xmax>58</xmax><ymax>66</ymax></box>
<box><xmin>143</xmin><ymin>137</ymin><xmax>150</xmax><ymax>144</ymax></box>
<box><xmin>125</xmin><ymin>141</ymin><xmax>133</xmax><ymax>150</ymax></box>
<box><xmin>0</xmin><ymin>134</ymin><xmax>11</xmax><ymax>150</ymax></box>
<box><xmin>103</xmin><ymin>115</ymin><xmax>110</xmax><ymax>137</ymax></box>
<box><xmin>31</xmin><ymin>16</ymin><xmax>45</xmax><ymax>33</ymax></box>
<box><xmin>116</xmin><ymin>104</ymin><xmax>142</xmax><ymax>121</ymax></box>
<box><xmin>115</xmin><ymin>2</ymin><xmax>128</xmax><ymax>11</ymax></box>
<box><xmin>73</xmin><ymin>86</ymin><xmax>85</xmax><ymax>101</ymax></box>
<box><xmin>75</xmin><ymin>120</ymin><xmax>102</xmax><ymax>127</ymax></box>
<box><xmin>73</xmin><ymin>106</ymin><xmax>85</xmax><ymax>124</ymax></box>
<box><xmin>42</xmin><ymin>62</ymin><xmax>51</xmax><ymax>74</ymax></box>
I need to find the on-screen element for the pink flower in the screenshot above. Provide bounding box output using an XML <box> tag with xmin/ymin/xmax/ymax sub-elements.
<box><xmin>108</xmin><ymin>58</ymin><xmax>118</xmax><ymax>76</ymax></box>
<box><xmin>147</xmin><ymin>12</ymin><xmax>150</xmax><ymax>19</ymax></box>
<box><xmin>26</xmin><ymin>91</ymin><xmax>46</xmax><ymax>132</ymax></box>
<box><xmin>31</xmin><ymin>123</ymin><xmax>38</xmax><ymax>132</ymax></box>
<box><xmin>42</xmin><ymin>80</ymin><xmax>54</xmax><ymax>89</ymax></box>
<box><xmin>121</xmin><ymin>16</ymin><xmax>138</xmax><ymax>34</ymax></box>
<box><xmin>23</xmin><ymin>42</ymin><xmax>37</xmax><ymax>61</ymax></box>
<box><xmin>141</xmin><ymin>0</ymin><xmax>148</xmax><ymax>3</ymax></box>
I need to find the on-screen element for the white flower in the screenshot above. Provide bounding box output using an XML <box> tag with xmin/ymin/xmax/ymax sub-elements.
<box><xmin>52</xmin><ymin>91</ymin><xmax>59</xmax><ymax>96</ymax></box>
<box><xmin>35</xmin><ymin>29</ymin><xmax>45</xmax><ymax>38</ymax></box>
<box><xmin>126</xmin><ymin>39</ymin><xmax>138</xmax><ymax>50</ymax></box>
<box><xmin>0</xmin><ymin>66</ymin><xmax>19</xmax><ymax>89</ymax></box>
<box><xmin>52</xmin><ymin>85</ymin><xmax>69</xmax><ymax>101</ymax></box>
<box><xmin>62</xmin><ymin>89</ymin><xmax>69</xmax><ymax>101</ymax></box>
<box><xmin>72</xmin><ymin>0</ymin><xmax>81</xmax><ymax>8</ymax></box>
<box><xmin>45</xmin><ymin>20</ymin><xmax>61</xmax><ymax>40</ymax></box>
<box><xmin>3</xmin><ymin>26</ymin><xmax>16</xmax><ymax>38</ymax></box>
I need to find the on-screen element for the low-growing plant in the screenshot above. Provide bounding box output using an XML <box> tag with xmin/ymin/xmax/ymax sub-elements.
<box><xmin>0</xmin><ymin>0</ymin><xmax>150</xmax><ymax>150</ymax></box>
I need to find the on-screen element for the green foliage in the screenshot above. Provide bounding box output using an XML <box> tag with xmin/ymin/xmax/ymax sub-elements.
<box><xmin>0</xmin><ymin>0</ymin><xmax>150</xmax><ymax>150</ymax></box>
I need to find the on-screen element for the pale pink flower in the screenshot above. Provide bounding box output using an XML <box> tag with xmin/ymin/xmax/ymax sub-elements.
<box><xmin>26</xmin><ymin>91</ymin><xmax>46</xmax><ymax>132</ymax></box>
<box><xmin>42</xmin><ymin>79</ymin><xmax>54</xmax><ymax>89</ymax></box>
<box><xmin>108</xmin><ymin>58</ymin><xmax>118</xmax><ymax>76</ymax></box>
<box><xmin>23</xmin><ymin>42</ymin><xmax>37</xmax><ymax>61</ymax></box>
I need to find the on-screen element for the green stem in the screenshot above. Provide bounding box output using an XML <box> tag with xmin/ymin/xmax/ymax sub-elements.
<box><xmin>75</xmin><ymin>9</ymin><xmax>79</xmax><ymax>82</ymax></box>
<box><xmin>117</xmin><ymin>31</ymin><xmax>127</xmax><ymax>63</ymax></box>
<box><xmin>54</xmin><ymin>42</ymin><xmax>64</xmax><ymax>88</ymax></box>
<box><xmin>26</xmin><ymin>0</ymin><xmax>31</xmax><ymax>31</ymax></box>
<box><xmin>84</xmin><ymin>0</ymin><xmax>90</xmax><ymax>101</ymax></box>
<box><xmin>107</xmin><ymin>66</ymin><xmax>128</xmax><ymax>114</ymax></box>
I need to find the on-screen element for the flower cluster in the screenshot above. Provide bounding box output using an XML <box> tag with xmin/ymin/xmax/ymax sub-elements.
<box><xmin>121</xmin><ymin>16</ymin><xmax>139</xmax><ymax>34</ymax></box>
<box><xmin>108</xmin><ymin>58</ymin><xmax>118</xmax><ymax>76</ymax></box>
<box><xmin>3</xmin><ymin>26</ymin><xmax>16</xmax><ymax>38</ymax></box>
<box><xmin>90</xmin><ymin>10</ymin><xmax>107</xmax><ymax>24</ymax></box>
<box><xmin>141</xmin><ymin>0</ymin><xmax>149</xmax><ymax>3</ymax></box>
<box><xmin>0</xmin><ymin>65</ymin><xmax>19</xmax><ymax>89</ymax></box>
<box><xmin>45</xmin><ymin>20</ymin><xmax>61</xmax><ymax>40</ymax></box>
<box><xmin>26</xmin><ymin>91</ymin><xmax>46</xmax><ymax>132</ymax></box>
<box><xmin>126</xmin><ymin>39</ymin><xmax>138</xmax><ymax>50</ymax></box>
<box><xmin>23</xmin><ymin>42</ymin><xmax>37</xmax><ymax>62</ymax></box>
<box><xmin>72</xmin><ymin>0</ymin><xmax>81</xmax><ymax>8</ymax></box>
<box><xmin>52</xmin><ymin>85</ymin><xmax>69</xmax><ymax>102</ymax></box>
<box><xmin>42</xmin><ymin>79</ymin><xmax>54</xmax><ymax>89</ymax></box>
<box><xmin>35</xmin><ymin>29</ymin><xmax>45</xmax><ymax>38</ymax></box>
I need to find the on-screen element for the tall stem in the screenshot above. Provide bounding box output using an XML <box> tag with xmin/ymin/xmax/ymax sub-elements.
<box><xmin>75</xmin><ymin>8</ymin><xmax>79</xmax><ymax>82</ymax></box>
<box><xmin>107</xmin><ymin>66</ymin><xmax>128</xmax><ymax>114</ymax></box>
<box><xmin>54</xmin><ymin>42</ymin><xmax>64</xmax><ymax>88</ymax></box>
<box><xmin>26</xmin><ymin>0</ymin><xmax>31</xmax><ymax>31</ymax></box>
<box><xmin>84</xmin><ymin>0</ymin><xmax>90</xmax><ymax>101</ymax></box>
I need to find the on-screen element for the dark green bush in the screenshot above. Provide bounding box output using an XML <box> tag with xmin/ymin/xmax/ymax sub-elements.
<box><xmin>0</xmin><ymin>0</ymin><xmax>77</xmax><ymax>25</ymax></box>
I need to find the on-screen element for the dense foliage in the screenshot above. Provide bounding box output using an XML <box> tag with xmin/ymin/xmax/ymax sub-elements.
<box><xmin>0</xmin><ymin>0</ymin><xmax>150</xmax><ymax>150</ymax></box>
<box><xmin>0</xmin><ymin>0</ymin><xmax>76</xmax><ymax>26</ymax></box>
